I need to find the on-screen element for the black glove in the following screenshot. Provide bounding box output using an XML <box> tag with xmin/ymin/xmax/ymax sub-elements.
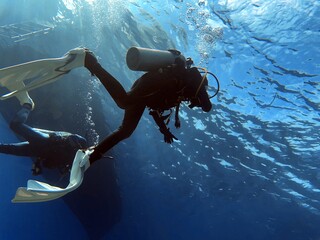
<box><xmin>160</xmin><ymin>127</ymin><xmax>178</xmax><ymax>144</ymax></box>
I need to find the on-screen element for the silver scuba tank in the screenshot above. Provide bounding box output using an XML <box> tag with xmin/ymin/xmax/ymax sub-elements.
<box><xmin>126</xmin><ymin>46</ymin><xmax>186</xmax><ymax>71</ymax></box>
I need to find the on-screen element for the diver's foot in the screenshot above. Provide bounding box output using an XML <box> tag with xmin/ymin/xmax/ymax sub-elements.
<box><xmin>84</xmin><ymin>49</ymin><xmax>100</xmax><ymax>76</ymax></box>
<box><xmin>17</xmin><ymin>91</ymin><xmax>35</xmax><ymax>110</ymax></box>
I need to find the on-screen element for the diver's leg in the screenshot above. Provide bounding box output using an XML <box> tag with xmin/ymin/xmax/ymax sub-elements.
<box><xmin>11</xmin><ymin>103</ymin><xmax>32</xmax><ymax>124</ymax></box>
<box><xmin>10</xmin><ymin>105</ymin><xmax>49</xmax><ymax>143</ymax></box>
<box><xmin>90</xmin><ymin>105</ymin><xmax>145</xmax><ymax>163</ymax></box>
<box><xmin>0</xmin><ymin>142</ymin><xmax>34</xmax><ymax>156</ymax></box>
<box><xmin>10</xmin><ymin>123</ymin><xmax>50</xmax><ymax>144</ymax></box>
<box><xmin>84</xmin><ymin>52</ymin><xmax>130</xmax><ymax>109</ymax></box>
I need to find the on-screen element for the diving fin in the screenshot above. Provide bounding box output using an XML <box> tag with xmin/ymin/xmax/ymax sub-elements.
<box><xmin>0</xmin><ymin>47</ymin><xmax>86</xmax><ymax>103</ymax></box>
<box><xmin>4</xmin><ymin>81</ymin><xmax>35</xmax><ymax>109</ymax></box>
<box><xmin>12</xmin><ymin>149</ymin><xmax>92</xmax><ymax>203</ymax></box>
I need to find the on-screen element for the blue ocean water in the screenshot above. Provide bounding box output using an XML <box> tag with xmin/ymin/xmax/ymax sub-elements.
<box><xmin>0</xmin><ymin>0</ymin><xmax>319</xmax><ymax>239</ymax></box>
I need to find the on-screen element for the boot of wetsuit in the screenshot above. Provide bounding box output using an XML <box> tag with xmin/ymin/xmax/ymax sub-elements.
<box><xmin>84</xmin><ymin>50</ymin><xmax>100</xmax><ymax>76</ymax></box>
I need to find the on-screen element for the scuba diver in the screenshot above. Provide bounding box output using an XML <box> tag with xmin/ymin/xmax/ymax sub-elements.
<box><xmin>0</xmin><ymin>103</ymin><xmax>88</xmax><ymax>175</ymax></box>
<box><xmin>84</xmin><ymin>47</ymin><xmax>218</xmax><ymax>163</ymax></box>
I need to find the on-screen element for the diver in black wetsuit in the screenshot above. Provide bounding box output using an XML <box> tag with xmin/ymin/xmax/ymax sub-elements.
<box><xmin>84</xmin><ymin>49</ymin><xmax>213</xmax><ymax>163</ymax></box>
<box><xmin>0</xmin><ymin>103</ymin><xmax>88</xmax><ymax>175</ymax></box>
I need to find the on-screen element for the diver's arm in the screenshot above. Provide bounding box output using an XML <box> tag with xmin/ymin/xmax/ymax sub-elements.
<box><xmin>0</xmin><ymin>142</ymin><xmax>32</xmax><ymax>156</ymax></box>
<box><xmin>149</xmin><ymin>110</ymin><xmax>167</xmax><ymax>131</ymax></box>
<box><xmin>149</xmin><ymin>110</ymin><xmax>178</xmax><ymax>144</ymax></box>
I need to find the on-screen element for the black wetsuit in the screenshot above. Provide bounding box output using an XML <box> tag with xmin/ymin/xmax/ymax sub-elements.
<box><xmin>86</xmin><ymin>60</ymin><xmax>212</xmax><ymax>163</ymax></box>
<box><xmin>0</xmin><ymin>105</ymin><xmax>87</xmax><ymax>172</ymax></box>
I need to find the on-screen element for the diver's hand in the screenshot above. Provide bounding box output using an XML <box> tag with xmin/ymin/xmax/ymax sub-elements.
<box><xmin>160</xmin><ymin>127</ymin><xmax>178</xmax><ymax>144</ymax></box>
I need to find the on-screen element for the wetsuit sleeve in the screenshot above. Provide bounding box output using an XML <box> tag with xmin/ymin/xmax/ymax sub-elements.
<box><xmin>149</xmin><ymin>111</ymin><xmax>168</xmax><ymax>132</ymax></box>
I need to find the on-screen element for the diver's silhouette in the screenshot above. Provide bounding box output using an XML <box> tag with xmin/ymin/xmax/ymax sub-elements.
<box><xmin>84</xmin><ymin>49</ymin><xmax>212</xmax><ymax>163</ymax></box>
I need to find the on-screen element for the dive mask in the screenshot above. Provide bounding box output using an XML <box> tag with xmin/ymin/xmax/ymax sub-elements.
<box><xmin>188</xmin><ymin>67</ymin><xmax>220</xmax><ymax>112</ymax></box>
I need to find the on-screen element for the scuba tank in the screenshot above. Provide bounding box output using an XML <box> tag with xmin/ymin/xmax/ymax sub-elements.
<box><xmin>126</xmin><ymin>47</ymin><xmax>186</xmax><ymax>71</ymax></box>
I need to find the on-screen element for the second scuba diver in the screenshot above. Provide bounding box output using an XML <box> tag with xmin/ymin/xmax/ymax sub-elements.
<box><xmin>0</xmin><ymin>103</ymin><xmax>88</xmax><ymax>175</ymax></box>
